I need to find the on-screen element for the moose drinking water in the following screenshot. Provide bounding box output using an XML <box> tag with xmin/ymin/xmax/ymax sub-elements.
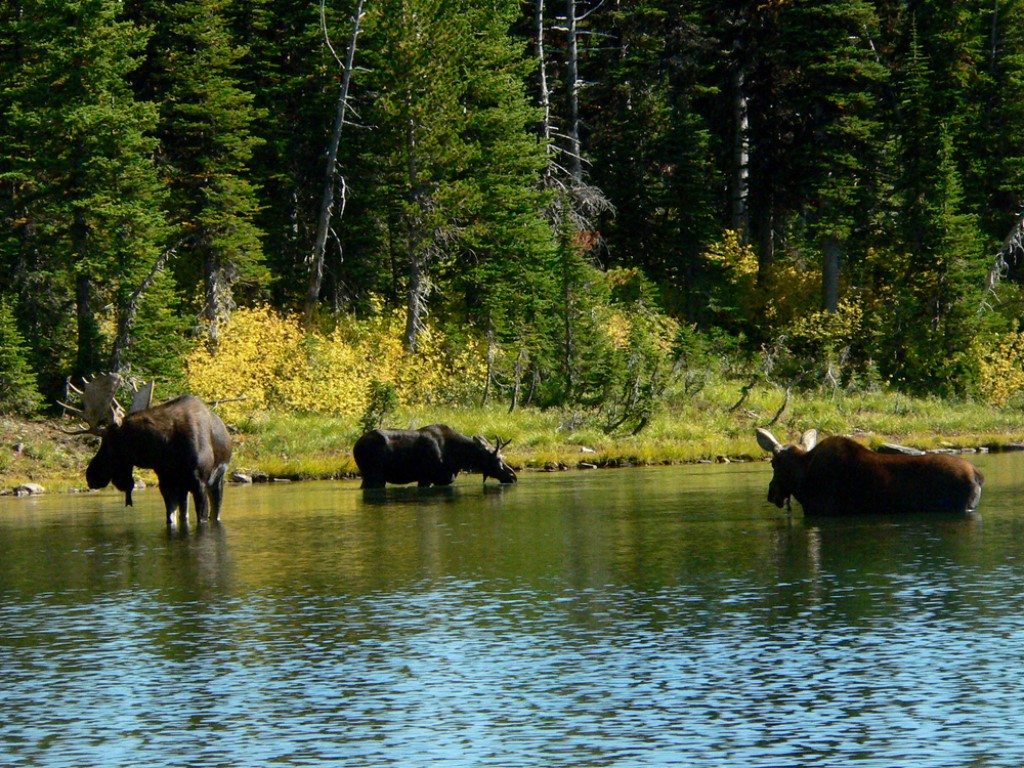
<box><xmin>754</xmin><ymin>427</ymin><xmax>983</xmax><ymax>515</ymax></box>
<box><xmin>353</xmin><ymin>424</ymin><xmax>517</xmax><ymax>489</ymax></box>
<box><xmin>63</xmin><ymin>374</ymin><xmax>232</xmax><ymax>525</ymax></box>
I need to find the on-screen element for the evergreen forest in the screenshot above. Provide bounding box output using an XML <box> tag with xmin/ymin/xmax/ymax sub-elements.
<box><xmin>3</xmin><ymin>0</ymin><xmax>1024</xmax><ymax>425</ymax></box>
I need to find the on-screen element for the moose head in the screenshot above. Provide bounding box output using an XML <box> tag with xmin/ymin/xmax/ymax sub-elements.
<box><xmin>474</xmin><ymin>435</ymin><xmax>518</xmax><ymax>485</ymax></box>
<box><xmin>61</xmin><ymin>373</ymin><xmax>155</xmax><ymax>507</ymax></box>
<box><xmin>755</xmin><ymin>427</ymin><xmax>818</xmax><ymax>509</ymax></box>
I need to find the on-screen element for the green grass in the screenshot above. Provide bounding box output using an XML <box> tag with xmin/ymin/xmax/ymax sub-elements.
<box><xmin>6</xmin><ymin>382</ymin><xmax>1024</xmax><ymax>491</ymax></box>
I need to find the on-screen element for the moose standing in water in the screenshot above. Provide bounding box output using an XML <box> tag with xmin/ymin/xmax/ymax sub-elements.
<box><xmin>63</xmin><ymin>374</ymin><xmax>232</xmax><ymax>525</ymax></box>
<box><xmin>353</xmin><ymin>424</ymin><xmax>517</xmax><ymax>489</ymax></box>
<box><xmin>754</xmin><ymin>427</ymin><xmax>983</xmax><ymax>515</ymax></box>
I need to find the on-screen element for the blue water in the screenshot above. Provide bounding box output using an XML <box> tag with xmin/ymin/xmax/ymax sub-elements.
<box><xmin>2</xmin><ymin>455</ymin><xmax>1024</xmax><ymax>767</ymax></box>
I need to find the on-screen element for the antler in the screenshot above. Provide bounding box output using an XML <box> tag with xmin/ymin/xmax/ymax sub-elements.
<box><xmin>58</xmin><ymin>373</ymin><xmax>125</xmax><ymax>435</ymax></box>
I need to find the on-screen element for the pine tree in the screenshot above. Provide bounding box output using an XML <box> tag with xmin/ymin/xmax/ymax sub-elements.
<box><xmin>970</xmin><ymin>0</ymin><xmax>1024</xmax><ymax>253</ymax></box>
<box><xmin>763</xmin><ymin>0</ymin><xmax>887</xmax><ymax>311</ymax></box>
<box><xmin>899</xmin><ymin>126</ymin><xmax>989</xmax><ymax>393</ymax></box>
<box><xmin>0</xmin><ymin>299</ymin><xmax>42</xmax><ymax>415</ymax></box>
<box><xmin>230</xmin><ymin>0</ymin><xmax>343</xmax><ymax>308</ymax></box>
<box><xmin>141</xmin><ymin>0</ymin><xmax>268</xmax><ymax>348</ymax></box>
<box><xmin>0</xmin><ymin>0</ymin><xmax>170</xmax><ymax>394</ymax></box>
<box><xmin>585</xmin><ymin>0</ymin><xmax>720</xmax><ymax>319</ymax></box>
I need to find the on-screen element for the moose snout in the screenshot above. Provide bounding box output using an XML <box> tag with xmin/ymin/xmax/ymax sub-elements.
<box><xmin>767</xmin><ymin>480</ymin><xmax>787</xmax><ymax>508</ymax></box>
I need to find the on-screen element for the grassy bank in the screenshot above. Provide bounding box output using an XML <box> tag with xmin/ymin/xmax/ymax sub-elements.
<box><xmin>5</xmin><ymin>382</ymin><xmax>1024</xmax><ymax>494</ymax></box>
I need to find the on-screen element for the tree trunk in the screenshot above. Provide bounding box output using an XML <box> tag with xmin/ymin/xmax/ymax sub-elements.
<box><xmin>403</xmin><ymin>87</ymin><xmax>427</xmax><ymax>353</ymax></box>
<box><xmin>304</xmin><ymin>0</ymin><xmax>365</xmax><ymax>325</ymax></box>
<box><xmin>731</xmin><ymin>62</ymin><xmax>750</xmax><ymax>238</ymax></box>
<box><xmin>822</xmin><ymin>236</ymin><xmax>841</xmax><ymax>312</ymax></box>
<box><xmin>109</xmin><ymin>244</ymin><xmax>178</xmax><ymax>372</ymax></box>
<box><xmin>535</xmin><ymin>0</ymin><xmax>554</xmax><ymax>178</ymax></box>
<box><xmin>72</xmin><ymin>209</ymin><xmax>101</xmax><ymax>377</ymax></box>
<box><xmin>566</xmin><ymin>0</ymin><xmax>582</xmax><ymax>184</ymax></box>
<box><xmin>203</xmin><ymin>249</ymin><xmax>223</xmax><ymax>350</ymax></box>
<box><xmin>74</xmin><ymin>272</ymin><xmax>100</xmax><ymax>376</ymax></box>
<box><xmin>757</xmin><ymin>194</ymin><xmax>775</xmax><ymax>282</ymax></box>
<box><xmin>404</xmin><ymin>251</ymin><xmax>425</xmax><ymax>353</ymax></box>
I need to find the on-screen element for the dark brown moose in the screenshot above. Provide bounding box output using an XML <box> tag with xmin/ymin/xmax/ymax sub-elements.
<box><xmin>754</xmin><ymin>427</ymin><xmax>983</xmax><ymax>515</ymax></box>
<box><xmin>353</xmin><ymin>424</ymin><xmax>517</xmax><ymax>489</ymax></box>
<box><xmin>64</xmin><ymin>374</ymin><xmax>232</xmax><ymax>525</ymax></box>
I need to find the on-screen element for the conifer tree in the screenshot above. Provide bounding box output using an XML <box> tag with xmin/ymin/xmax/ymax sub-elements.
<box><xmin>585</xmin><ymin>0</ymin><xmax>720</xmax><ymax>319</ymax></box>
<box><xmin>0</xmin><ymin>299</ymin><xmax>42</xmax><ymax>415</ymax></box>
<box><xmin>141</xmin><ymin>0</ymin><xmax>268</xmax><ymax>348</ymax></box>
<box><xmin>0</xmin><ymin>0</ymin><xmax>169</xmax><ymax>393</ymax></box>
<box><xmin>763</xmin><ymin>0</ymin><xmax>886</xmax><ymax>311</ymax></box>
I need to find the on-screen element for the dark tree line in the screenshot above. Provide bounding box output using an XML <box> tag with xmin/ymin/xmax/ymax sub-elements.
<box><xmin>2</xmin><ymin>0</ymin><xmax>1024</xmax><ymax>415</ymax></box>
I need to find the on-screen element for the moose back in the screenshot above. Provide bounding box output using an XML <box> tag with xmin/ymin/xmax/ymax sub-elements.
<box><xmin>353</xmin><ymin>424</ymin><xmax>517</xmax><ymax>489</ymax></box>
<box><xmin>755</xmin><ymin>428</ymin><xmax>983</xmax><ymax>515</ymax></box>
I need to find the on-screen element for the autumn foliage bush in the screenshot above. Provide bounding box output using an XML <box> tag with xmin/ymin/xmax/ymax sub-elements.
<box><xmin>976</xmin><ymin>331</ymin><xmax>1024</xmax><ymax>406</ymax></box>
<box><xmin>184</xmin><ymin>306</ymin><xmax>488</xmax><ymax>422</ymax></box>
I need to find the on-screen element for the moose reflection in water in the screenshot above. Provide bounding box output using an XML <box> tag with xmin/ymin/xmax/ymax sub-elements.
<box><xmin>63</xmin><ymin>373</ymin><xmax>232</xmax><ymax>526</ymax></box>
<box><xmin>755</xmin><ymin>427</ymin><xmax>983</xmax><ymax>516</ymax></box>
<box><xmin>353</xmin><ymin>424</ymin><xmax>517</xmax><ymax>489</ymax></box>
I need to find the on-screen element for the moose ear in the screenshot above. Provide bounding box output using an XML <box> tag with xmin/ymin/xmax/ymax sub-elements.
<box><xmin>755</xmin><ymin>427</ymin><xmax>783</xmax><ymax>454</ymax></box>
<box><xmin>129</xmin><ymin>381</ymin><xmax>154</xmax><ymax>414</ymax></box>
<box><xmin>800</xmin><ymin>429</ymin><xmax>818</xmax><ymax>451</ymax></box>
<box><xmin>473</xmin><ymin>435</ymin><xmax>490</xmax><ymax>448</ymax></box>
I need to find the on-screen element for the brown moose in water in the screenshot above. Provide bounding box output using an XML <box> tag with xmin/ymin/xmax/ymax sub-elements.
<box><xmin>63</xmin><ymin>374</ymin><xmax>232</xmax><ymax>525</ymax></box>
<box><xmin>755</xmin><ymin>427</ymin><xmax>983</xmax><ymax>515</ymax></box>
<box><xmin>353</xmin><ymin>424</ymin><xmax>517</xmax><ymax>489</ymax></box>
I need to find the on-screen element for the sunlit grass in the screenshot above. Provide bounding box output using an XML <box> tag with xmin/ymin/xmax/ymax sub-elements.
<box><xmin>222</xmin><ymin>383</ymin><xmax>1024</xmax><ymax>479</ymax></box>
<box><xmin>8</xmin><ymin>383</ymin><xmax>1024</xmax><ymax>489</ymax></box>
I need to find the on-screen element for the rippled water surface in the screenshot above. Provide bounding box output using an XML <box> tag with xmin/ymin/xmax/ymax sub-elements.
<box><xmin>4</xmin><ymin>455</ymin><xmax>1024</xmax><ymax>767</ymax></box>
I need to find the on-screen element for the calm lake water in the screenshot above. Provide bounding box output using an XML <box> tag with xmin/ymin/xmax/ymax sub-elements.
<box><xmin>3</xmin><ymin>454</ymin><xmax>1024</xmax><ymax>767</ymax></box>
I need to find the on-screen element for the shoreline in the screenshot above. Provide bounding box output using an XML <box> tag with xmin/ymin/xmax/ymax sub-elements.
<box><xmin>2</xmin><ymin>422</ymin><xmax>1016</xmax><ymax>499</ymax></box>
<box><xmin>6</xmin><ymin>385</ymin><xmax>1024</xmax><ymax>497</ymax></box>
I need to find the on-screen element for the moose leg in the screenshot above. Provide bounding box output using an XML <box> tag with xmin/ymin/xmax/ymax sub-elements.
<box><xmin>160</xmin><ymin>485</ymin><xmax>180</xmax><ymax>527</ymax></box>
<box><xmin>175</xmin><ymin>487</ymin><xmax>190</xmax><ymax>526</ymax></box>
<box><xmin>190</xmin><ymin>475</ymin><xmax>209</xmax><ymax>522</ymax></box>
<box><xmin>207</xmin><ymin>468</ymin><xmax>226</xmax><ymax>524</ymax></box>
<box><xmin>208</xmin><ymin>465</ymin><xmax>227</xmax><ymax>521</ymax></box>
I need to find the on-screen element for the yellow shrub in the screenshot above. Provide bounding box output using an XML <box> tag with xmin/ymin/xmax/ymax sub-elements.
<box><xmin>703</xmin><ymin>229</ymin><xmax>759</xmax><ymax>286</ymax></box>
<box><xmin>976</xmin><ymin>332</ymin><xmax>1024</xmax><ymax>406</ymax></box>
<box><xmin>785</xmin><ymin>298</ymin><xmax>864</xmax><ymax>350</ymax></box>
<box><xmin>184</xmin><ymin>306</ymin><xmax>488</xmax><ymax>421</ymax></box>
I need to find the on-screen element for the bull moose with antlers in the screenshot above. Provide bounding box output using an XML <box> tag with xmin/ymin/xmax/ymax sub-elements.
<box><xmin>353</xmin><ymin>424</ymin><xmax>517</xmax><ymax>489</ymax></box>
<box><xmin>755</xmin><ymin>427</ymin><xmax>983</xmax><ymax>516</ymax></box>
<box><xmin>63</xmin><ymin>374</ymin><xmax>232</xmax><ymax>525</ymax></box>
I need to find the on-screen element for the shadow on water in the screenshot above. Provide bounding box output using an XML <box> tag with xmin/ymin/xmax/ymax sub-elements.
<box><xmin>359</xmin><ymin>484</ymin><xmax>458</xmax><ymax>506</ymax></box>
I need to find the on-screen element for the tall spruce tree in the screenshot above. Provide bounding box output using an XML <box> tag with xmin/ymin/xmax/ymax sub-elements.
<box><xmin>0</xmin><ymin>298</ymin><xmax>42</xmax><ymax>415</ymax></box>
<box><xmin>752</xmin><ymin>0</ymin><xmax>886</xmax><ymax>312</ymax></box>
<box><xmin>0</xmin><ymin>0</ymin><xmax>169</xmax><ymax>395</ymax></box>
<box><xmin>140</xmin><ymin>0</ymin><xmax>268</xmax><ymax>348</ymax></box>
<box><xmin>585</xmin><ymin>0</ymin><xmax>721</xmax><ymax>320</ymax></box>
<box><xmin>230</xmin><ymin>0</ymin><xmax>344</xmax><ymax>309</ymax></box>
<box><xmin>356</xmin><ymin>0</ymin><xmax>556</xmax><ymax>353</ymax></box>
<box><xmin>889</xmin><ymin>28</ymin><xmax>990</xmax><ymax>392</ymax></box>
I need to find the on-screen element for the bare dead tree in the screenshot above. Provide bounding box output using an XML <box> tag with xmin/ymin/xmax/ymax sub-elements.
<box><xmin>304</xmin><ymin>0</ymin><xmax>366</xmax><ymax>325</ymax></box>
<box><xmin>985</xmin><ymin>209</ymin><xmax>1024</xmax><ymax>297</ymax></box>
<box><xmin>109</xmin><ymin>242</ymin><xmax>181</xmax><ymax>373</ymax></box>
<box><xmin>535</xmin><ymin>0</ymin><xmax>554</xmax><ymax>176</ymax></box>
<box><xmin>565</xmin><ymin>0</ymin><xmax>583</xmax><ymax>184</ymax></box>
<box><xmin>730</xmin><ymin>53</ymin><xmax>749</xmax><ymax>237</ymax></box>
